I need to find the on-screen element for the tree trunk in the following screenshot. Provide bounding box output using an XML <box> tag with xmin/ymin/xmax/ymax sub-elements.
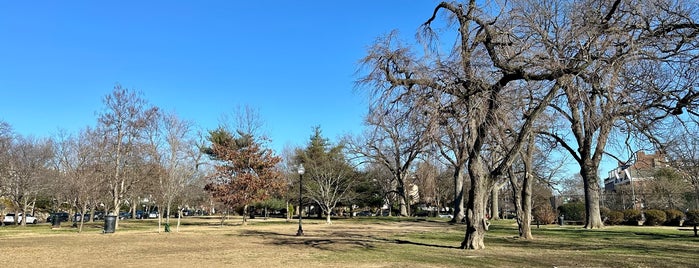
<box><xmin>326</xmin><ymin>212</ymin><xmax>332</xmax><ymax>224</ymax></box>
<box><xmin>581</xmin><ymin>167</ymin><xmax>604</xmax><ymax>229</ymax></box>
<box><xmin>461</xmin><ymin>162</ymin><xmax>490</xmax><ymax>250</ymax></box>
<box><xmin>452</xmin><ymin>170</ymin><xmax>466</xmax><ymax>223</ymax></box>
<box><xmin>242</xmin><ymin>204</ymin><xmax>248</xmax><ymax>226</ymax></box>
<box><xmin>176</xmin><ymin>209</ymin><xmax>182</xmax><ymax>232</ymax></box>
<box><xmin>157</xmin><ymin>206</ymin><xmax>162</xmax><ymax>233</ymax></box>
<box><xmin>112</xmin><ymin>186</ymin><xmax>121</xmax><ymax>230</ymax></box>
<box><xmin>490</xmin><ymin>181</ymin><xmax>506</xmax><ymax>220</ymax></box>
<box><xmin>78</xmin><ymin>204</ymin><xmax>87</xmax><ymax>233</ymax></box>
<box><xmin>398</xmin><ymin>183</ymin><xmax>409</xmax><ymax>217</ymax></box>
<box><xmin>520</xmin><ymin>174</ymin><xmax>533</xmax><ymax>239</ymax></box>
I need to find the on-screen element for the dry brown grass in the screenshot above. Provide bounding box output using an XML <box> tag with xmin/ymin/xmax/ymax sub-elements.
<box><xmin>1</xmin><ymin>217</ymin><xmax>697</xmax><ymax>267</ymax></box>
<box><xmin>0</xmin><ymin>217</ymin><xmax>451</xmax><ymax>267</ymax></box>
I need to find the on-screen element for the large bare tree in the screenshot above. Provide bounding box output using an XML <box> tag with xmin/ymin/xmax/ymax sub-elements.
<box><xmin>97</xmin><ymin>84</ymin><xmax>159</xmax><ymax>229</ymax></box>
<box><xmin>348</xmin><ymin>104</ymin><xmax>428</xmax><ymax>217</ymax></box>
<box><xmin>541</xmin><ymin>0</ymin><xmax>699</xmax><ymax>229</ymax></box>
<box><xmin>360</xmin><ymin>0</ymin><xmax>580</xmax><ymax>249</ymax></box>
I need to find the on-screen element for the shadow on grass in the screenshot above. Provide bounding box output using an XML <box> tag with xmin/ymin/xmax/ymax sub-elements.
<box><xmin>239</xmin><ymin>229</ymin><xmax>460</xmax><ymax>251</ymax></box>
<box><xmin>488</xmin><ymin>224</ymin><xmax>699</xmax><ymax>258</ymax></box>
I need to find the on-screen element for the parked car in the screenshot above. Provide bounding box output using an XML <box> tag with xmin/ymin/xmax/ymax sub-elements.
<box><xmin>147</xmin><ymin>211</ymin><xmax>159</xmax><ymax>219</ymax></box>
<box><xmin>47</xmin><ymin>212</ymin><xmax>70</xmax><ymax>223</ymax></box>
<box><xmin>118</xmin><ymin>212</ymin><xmax>132</xmax><ymax>220</ymax></box>
<box><xmin>3</xmin><ymin>213</ymin><xmax>38</xmax><ymax>224</ymax></box>
<box><xmin>438</xmin><ymin>214</ymin><xmax>454</xmax><ymax>219</ymax></box>
<box><xmin>355</xmin><ymin>211</ymin><xmax>373</xmax><ymax>217</ymax></box>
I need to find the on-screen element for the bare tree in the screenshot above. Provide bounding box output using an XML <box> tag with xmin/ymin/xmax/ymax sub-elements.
<box><xmin>294</xmin><ymin>127</ymin><xmax>356</xmax><ymax>224</ymax></box>
<box><xmin>53</xmin><ymin>127</ymin><xmax>104</xmax><ymax>232</ymax></box>
<box><xmin>540</xmin><ymin>0</ymin><xmax>699</xmax><ymax>229</ymax></box>
<box><xmin>666</xmin><ymin>123</ymin><xmax>699</xmax><ymax>209</ymax></box>
<box><xmin>144</xmin><ymin>111</ymin><xmax>201</xmax><ymax>232</ymax></box>
<box><xmin>425</xmin><ymin>94</ymin><xmax>471</xmax><ymax>222</ymax></box>
<box><xmin>4</xmin><ymin>135</ymin><xmax>53</xmax><ymax>226</ymax></box>
<box><xmin>360</xmin><ymin>0</ymin><xmax>577</xmax><ymax>249</ymax></box>
<box><xmin>97</xmin><ymin>84</ymin><xmax>159</xmax><ymax>229</ymax></box>
<box><xmin>0</xmin><ymin>121</ymin><xmax>12</xmax><ymax>208</ymax></box>
<box><xmin>347</xmin><ymin>105</ymin><xmax>428</xmax><ymax>217</ymax></box>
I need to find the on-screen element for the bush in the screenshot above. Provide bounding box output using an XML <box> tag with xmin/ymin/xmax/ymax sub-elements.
<box><xmin>557</xmin><ymin>202</ymin><xmax>585</xmax><ymax>221</ymax></box>
<box><xmin>643</xmin><ymin>209</ymin><xmax>666</xmax><ymax>226</ymax></box>
<box><xmin>533</xmin><ymin>205</ymin><xmax>556</xmax><ymax>224</ymax></box>
<box><xmin>664</xmin><ymin>209</ymin><xmax>684</xmax><ymax>226</ymax></box>
<box><xmin>606</xmin><ymin>211</ymin><xmax>624</xmax><ymax>225</ymax></box>
<box><xmin>623</xmin><ymin>209</ymin><xmax>643</xmax><ymax>225</ymax></box>
<box><xmin>600</xmin><ymin>207</ymin><xmax>611</xmax><ymax>219</ymax></box>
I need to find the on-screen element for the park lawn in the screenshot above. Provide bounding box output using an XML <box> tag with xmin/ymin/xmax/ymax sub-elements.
<box><xmin>0</xmin><ymin>217</ymin><xmax>697</xmax><ymax>267</ymax></box>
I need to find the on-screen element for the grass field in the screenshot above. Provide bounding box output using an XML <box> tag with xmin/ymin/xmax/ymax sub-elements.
<box><xmin>1</xmin><ymin>217</ymin><xmax>697</xmax><ymax>267</ymax></box>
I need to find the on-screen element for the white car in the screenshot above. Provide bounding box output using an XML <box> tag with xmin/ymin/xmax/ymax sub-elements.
<box><xmin>438</xmin><ymin>214</ymin><xmax>454</xmax><ymax>219</ymax></box>
<box><xmin>3</xmin><ymin>213</ymin><xmax>38</xmax><ymax>224</ymax></box>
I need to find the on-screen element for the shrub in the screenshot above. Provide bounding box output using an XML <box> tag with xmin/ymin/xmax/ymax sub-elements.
<box><xmin>606</xmin><ymin>211</ymin><xmax>624</xmax><ymax>225</ymax></box>
<box><xmin>663</xmin><ymin>209</ymin><xmax>684</xmax><ymax>226</ymax></box>
<box><xmin>643</xmin><ymin>209</ymin><xmax>667</xmax><ymax>226</ymax></box>
<box><xmin>600</xmin><ymin>207</ymin><xmax>611</xmax><ymax>219</ymax></box>
<box><xmin>685</xmin><ymin>210</ymin><xmax>699</xmax><ymax>237</ymax></box>
<box><xmin>557</xmin><ymin>202</ymin><xmax>585</xmax><ymax>221</ymax></box>
<box><xmin>623</xmin><ymin>209</ymin><xmax>642</xmax><ymax>225</ymax></box>
<box><xmin>533</xmin><ymin>205</ymin><xmax>556</xmax><ymax>224</ymax></box>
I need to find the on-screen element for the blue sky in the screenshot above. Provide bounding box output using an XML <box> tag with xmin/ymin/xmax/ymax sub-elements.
<box><xmin>0</xmin><ymin>1</ymin><xmax>441</xmax><ymax>152</ymax></box>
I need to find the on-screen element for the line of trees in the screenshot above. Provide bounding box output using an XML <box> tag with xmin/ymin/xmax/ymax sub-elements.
<box><xmin>0</xmin><ymin>85</ymin><xmax>208</xmax><ymax>232</ymax></box>
<box><xmin>1</xmin><ymin>0</ymin><xmax>698</xmax><ymax>253</ymax></box>
<box><xmin>355</xmin><ymin>0</ymin><xmax>699</xmax><ymax>249</ymax></box>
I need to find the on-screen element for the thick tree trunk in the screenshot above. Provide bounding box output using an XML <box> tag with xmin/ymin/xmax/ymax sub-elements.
<box><xmin>112</xmin><ymin>186</ymin><xmax>121</xmax><ymax>230</ymax></box>
<box><xmin>397</xmin><ymin>181</ymin><xmax>409</xmax><ymax>216</ymax></box>
<box><xmin>461</xmin><ymin>162</ymin><xmax>490</xmax><ymax>250</ymax></box>
<box><xmin>581</xmin><ymin>167</ymin><xmax>604</xmax><ymax>229</ymax></box>
<box><xmin>452</xmin><ymin>170</ymin><xmax>465</xmax><ymax>223</ymax></box>
<box><xmin>326</xmin><ymin>212</ymin><xmax>332</xmax><ymax>224</ymax></box>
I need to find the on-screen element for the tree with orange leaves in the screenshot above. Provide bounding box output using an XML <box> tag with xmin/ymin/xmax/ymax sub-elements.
<box><xmin>204</xmin><ymin>127</ymin><xmax>285</xmax><ymax>225</ymax></box>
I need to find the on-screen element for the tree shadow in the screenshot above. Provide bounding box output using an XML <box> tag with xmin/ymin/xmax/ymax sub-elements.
<box><xmin>239</xmin><ymin>229</ymin><xmax>460</xmax><ymax>251</ymax></box>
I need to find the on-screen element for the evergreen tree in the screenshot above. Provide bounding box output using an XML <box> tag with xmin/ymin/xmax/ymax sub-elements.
<box><xmin>204</xmin><ymin>127</ymin><xmax>284</xmax><ymax>225</ymax></box>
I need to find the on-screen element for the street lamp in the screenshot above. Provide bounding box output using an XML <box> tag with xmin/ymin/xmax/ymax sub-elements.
<box><xmin>296</xmin><ymin>164</ymin><xmax>305</xmax><ymax>236</ymax></box>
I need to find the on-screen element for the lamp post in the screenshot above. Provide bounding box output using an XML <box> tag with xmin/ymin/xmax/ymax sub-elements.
<box><xmin>296</xmin><ymin>164</ymin><xmax>305</xmax><ymax>236</ymax></box>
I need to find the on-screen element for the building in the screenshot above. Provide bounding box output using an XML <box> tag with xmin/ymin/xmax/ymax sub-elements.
<box><xmin>603</xmin><ymin>150</ymin><xmax>669</xmax><ymax>209</ymax></box>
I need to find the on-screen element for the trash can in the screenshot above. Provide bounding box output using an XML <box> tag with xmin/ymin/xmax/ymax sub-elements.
<box><xmin>103</xmin><ymin>215</ymin><xmax>117</xmax><ymax>233</ymax></box>
<box><xmin>559</xmin><ymin>215</ymin><xmax>565</xmax><ymax>226</ymax></box>
<box><xmin>51</xmin><ymin>215</ymin><xmax>61</xmax><ymax>228</ymax></box>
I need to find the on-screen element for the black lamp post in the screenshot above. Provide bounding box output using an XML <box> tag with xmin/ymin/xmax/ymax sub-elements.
<box><xmin>296</xmin><ymin>164</ymin><xmax>305</xmax><ymax>236</ymax></box>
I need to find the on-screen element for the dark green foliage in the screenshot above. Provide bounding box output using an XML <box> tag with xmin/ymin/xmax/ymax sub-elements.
<box><xmin>685</xmin><ymin>210</ymin><xmax>699</xmax><ymax>226</ymax></box>
<box><xmin>606</xmin><ymin>211</ymin><xmax>624</xmax><ymax>225</ymax></box>
<box><xmin>623</xmin><ymin>209</ymin><xmax>643</xmax><ymax>225</ymax></box>
<box><xmin>663</xmin><ymin>209</ymin><xmax>684</xmax><ymax>226</ymax></box>
<box><xmin>643</xmin><ymin>209</ymin><xmax>666</xmax><ymax>226</ymax></box>
<box><xmin>557</xmin><ymin>202</ymin><xmax>585</xmax><ymax>221</ymax></box>
<box><xmin>599</xmin><ymin>207</ymin><xmax>611</xmax><ymax>220</ymax></box>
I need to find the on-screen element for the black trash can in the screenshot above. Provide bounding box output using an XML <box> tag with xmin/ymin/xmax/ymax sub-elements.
<box><xmin>103</xmin><ymin>215</ymin><xmax>117</xmax><ymax>233</ymax></box>
<box><xmin>559</xmin><ymin>216</ymin><xmax>565</xmax><ymax>226</ymax></box>
<box><xmin>51</xmin><ymin>215</ymin><xmax>61</xmax><ymax>228</ymax></box>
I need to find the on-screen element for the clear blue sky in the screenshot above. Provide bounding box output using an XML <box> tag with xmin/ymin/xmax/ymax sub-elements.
<box><xmin>0</xmin><ymin>1</ymin><xmax>441</xmax><ymax>152</ymax></box>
